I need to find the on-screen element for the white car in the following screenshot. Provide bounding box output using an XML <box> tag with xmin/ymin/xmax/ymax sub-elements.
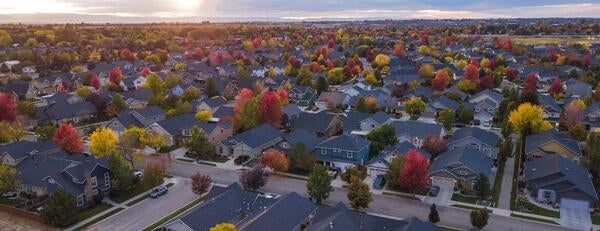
<box><xmin>133</xmin><ymin>171</ymin><xmax>144</xmax><ymax>178</ymax></box>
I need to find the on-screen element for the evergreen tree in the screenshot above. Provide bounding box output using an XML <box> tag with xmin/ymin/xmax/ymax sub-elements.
<box><xmin>41</xmin><ymin>189</ymin><xmax>77</xmax><ymax>227</ymax></box>
<box><xmin>476</xmin><ymin>173</ymin><xmax>490</xmax><ymax>199</ymax></box>
<box><xmin>470</xmin><ymin>208</ymin><xmax>489</xmax><ymax>229</ymax></box>
<box><xmin>429</xmin><ymin>203</ymin><xmax>440</xmax><ymax>223</ymax></box>
<box><xmin>317</xmin><ymin>76</ymin><xmax>329</xmax><ymax>94</ymax></box>
<box><xmin>205</xmin><ymin>77</ymin><xmax>219</xmax><ymax>97</ymax></box>
<box><xmin>108</xmin><ymin>153</ymin><xmax>133</xmax><ymax>195</ymax></box>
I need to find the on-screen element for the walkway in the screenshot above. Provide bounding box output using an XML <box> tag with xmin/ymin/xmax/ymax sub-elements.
<box><xmin>498</xmin><ymin>156</ymin><xmax>515</xmax><ymax>210</ymax></box>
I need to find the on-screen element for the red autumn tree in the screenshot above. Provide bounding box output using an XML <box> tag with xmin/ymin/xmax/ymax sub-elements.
<box><xmin>191</xmin><ymin>173</ymin><xmax>212</xmax><ymax>196</ymax></box>
<box><xmin>0</xmin><ymin>93</ymin><xmax>17</xmax><ymax>121</ymax></box>
<box><xmin>393</xmin><ymin>42</ymin><xmax>406</xmax><ymax>58</ymax></box>
<box><xmin>259</xmin><ymin>90</ymin><xmax>282</xmax><ymax>126</ymax></box>
<box><xmin>275</xmin><ymin>88</ymin><xmax>288</xmax><ymax>106</ymax></box>
<box><xmin>464</xmin><ymin>64</ymin><xmax>480</xmax><ymax>84</ymax></box>
<box><xmin>90</xmin><ymin>73</ymin><xmax>100</xmax><ymax>90</ymax></box>
<box><xmin>109</xmin><ymin>67</ymin><xmax>123</xmax><ymax>84</ymax></box>
<box><xmin>327</xmin><ymin>39</ymin><xmax>336</xmax><ymax>49</ymax></box>
<box><xmin>421</xmin><ymin>135</ymin><xmax>447</xmax><ymax>159</ymax></box>
<box><xmin>234</xmin><ymin>88</ymin><xmax>255</xmax><ymax>114</ymax></box>
<box><xmin>53</xmin><ymin>123</ymin><xmax>83</xmax><ymax>154</ymax></box>
<box><xmin>505</xmin><ymin>68</ymin><xmax>518</xmax><ymax>81</ymax></box>
<box><xmin>478</xmin><ymin>75</ymin><xmax>493</xmax><ymax>90</ymax></box>
<box><xmin>523</xmin><ymin>73</ymin><xmax>538</xmax><ymax>93</ymax></box>
<box><xmin>120</xmin><ymin>48</ymin><xmax>133</xmax><ymax>61</ymax></box>
<box><xmin>399</xmin><ymin>149</ymin><xmax>430</xmax><ymax>195</ymax></box>
<box><xmin>192</xmin><ymin>48</ymin><xmax>205</xmax><ymax>60</ymax></box>
<box><xmin>583</xmin><ymin>54</ymin><xmax>591</xmax><ymax>67</ymax></box>
<box><xmin>325</xmin><ymin>59</ymin><xmax>334</xmax><ymax>70</ymax></box>
<box><xmin>549</xmin><ymin>79</ymin><xmax>563</xmax><ymax>97</ymax></box>
<box><xmin>261</xmin><ymin>150</ymin><xmax>289</xmax><ymax>172</ymax></box>
<box><xmin>560</xmin><ymin>100</ymin><xmax>585</xmax><ymax>129</ymax></box>
<box><xmin>58</xmin><ymin>83</ymin><xmax>67</xmax><ymax>93</ymax></box>
<box><xmin>431</xmin><ymin>70</ymin><xmax>449</xmax><ymax>91</ymax></box>
<box><xmin>140</xmin><ymin>67</ymin><xmax>151</xmax><ymax>77</ymax></box>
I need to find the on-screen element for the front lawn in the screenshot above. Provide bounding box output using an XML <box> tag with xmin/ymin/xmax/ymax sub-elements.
<box><xmin>0</xmin><ymin>197</ymin><xmax>25</xmax><ymax>207</ymax></box>
<box><xmin>592</xmin><ymin>214</ymin><xmax>600</xmax><ymax>225</ymax></box>
<box><xmin>517</xmin><ymin>201</ymin><xmax>560</xmax><ymax>218</ymax></box>
<box><xmin>73</xmin><ymin>203</ymin><xmax>113</xmax><ymax>224</ymax></box>
<box><xmin>110</xmin><ymin>183</ymin><xmax>148</xmax><ymax>203</ymax></box>
<box><xmin>491</xmin><ymin>156</ymin><xmax>507</xmax><ymax>205</ymax></box>
<box><xmin>451</xmin><ymin>193</ymin><xmax>480</xmax><ymax>204</ymax></box>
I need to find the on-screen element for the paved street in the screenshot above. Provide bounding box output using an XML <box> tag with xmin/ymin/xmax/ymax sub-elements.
<box><xmin>498</xmin><ymin>156</ymin><xmax>515</xmax><ymax>210</ymax></box>
<box><xmin>88</xmin><ymin>177</ymin><xmax>197</xmax><ymax>231</ymax></box>
<box><xmin>167</xmin><ymin>160</ymin><xmax>571</xmax><ymax>231</ymax></box>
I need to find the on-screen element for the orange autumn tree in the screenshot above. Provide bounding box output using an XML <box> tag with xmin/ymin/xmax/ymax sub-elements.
<box><xmin>261</xmin><ymin>150</ymin><xmax>290</xmax><ymax>172</ymax></box>
<box><xmin>53</xmin><ymin>123</ymin><xmax>83</xmax><ymax>154</ymax></box>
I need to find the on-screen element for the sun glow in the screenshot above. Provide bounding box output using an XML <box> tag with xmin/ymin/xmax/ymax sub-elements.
<box><xmin>175</xmin><ymin>0</ymin><xmax>203</xmax><ymax>10</ymax></box>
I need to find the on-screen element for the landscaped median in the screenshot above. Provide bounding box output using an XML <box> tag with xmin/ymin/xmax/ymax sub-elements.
<box><xmin>142</xmin><ymin>195</ymin><xmax>207</xmax><ymax>231</ymax></box>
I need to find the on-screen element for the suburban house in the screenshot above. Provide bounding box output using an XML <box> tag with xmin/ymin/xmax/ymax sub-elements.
<box><xmin>281</xmin><ymin>104</ymin><xmax>302</xmax><ymax>128</ymax></box>
<box><xmin>35</xmin><ymin>93</ymin><xmax>98</xmax><ymax>125</ymax></box>
<box><xmin>147</xmin><ymin>113</ymin><xmax>233</xmax><ymax>146</ymax></box>
<box><xmin>162</xmin><ymin>183</ymin><xmax>439</xmax><ymax>231</ymax></box>
<box><xmin>314</xmin><ymin>134</ymin><xmax>371</xmax><ymax>171</ymax></box>
<box><xmin>468</xmin><ymin>89</ymin><xmax>503</xmax><ymax>126</ymax></box>
<box><xmin>275</xmin><ymin>131</ymin><xmax>324</xmax><ymax>153</ymax></box>
<box><xmin>525</xmin><ymin>129</ymin><xmax>582</xmax><ymax>163</ymax></box>
<box><xmin>120</xmin><ymin>88</ymin><xmax>153</xmax><ymax>109</ymax></box>
<box><xmin>448</xmin><ymin>127</ymin><xmax>500</xmax><ymax>159</ymax></box>
<box><xmin>523</xmin><ymin>154</ymin><xmax>597</xmax><ymax>209</ymax></box>
<box><xmin>105</xmin><ymin>106</ymin><xmax>166</xmax><ymax>135</ymax></box>
<box><xmin>291</xmin><ymin>111</ymin><xmax>342</xmax><ymax>137</ymax></box>
<box><xmin>217</xmin><ymin>124</ymin><xmax>282</xmax><ymax>159</ymax></box>
<box><xmin>0</xmin><ymin>141</ymin><xmax>59</xmax><ymax>166</ymax></box>
<box><xmin>15</xmin><ymin>152</ymin><xmax>110</xmax><ymax>208</ymax></box>
<box><xmin>194</xmin><ymin>97</ymin><xmax>228</xmax><ymax>113</ymax></box>
<box><xmin>367</xmin><ymin>141</ymin><xmax>430</xmax><ymax>177</ymax></box>
<box><xmin>583</xmin><ymin>101</ymin><xmax>600</xmax><ymax>130</ymax></box>
<box><xmin>390</xmin><ymin>121</ymin><xmax>445</xmax><ymax>148</ymax></box>
<box><xmin>429</xmin><ymin>146</ymin><xmax>494</xmax><ymax>193</ymax></box>
<box><xmin>564</xmin><ymin>79</ymin><xmax>593</xmax><ymax>99</ymax></box>
<box><xmin>342</xmin><ymin>111</ymin><xmax>391</xmax><ymax>135</ymax></box>
<box><xmin>315</xmin><ymin>91</ymin><xmax>351</xmax><ymax>109</ymax></box>
<box><xmin>0</xmin><ymin>79</ymin><xmax>37</xmax><ymax>100</ymax></box>
<box><xmin>538</xmin><ymin>95</ymin><xmax>561</xmax><ymax>124</ymax></box>
<box><xmin>288</xmin><ymin>86</ymin><xmax>318</xmax><ymax>107</ymax></box>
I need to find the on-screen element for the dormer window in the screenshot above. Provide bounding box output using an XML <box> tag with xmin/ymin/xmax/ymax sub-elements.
<box><xmin>458</xmin><ymin>170</ymin><xmax>468</xmax><ymax>176</ymax></box>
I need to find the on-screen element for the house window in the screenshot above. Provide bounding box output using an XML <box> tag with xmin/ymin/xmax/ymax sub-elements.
<box><xmin>543</xmin><ymin>190</ymin><xmax>552</xmax><ymax>198</ymax></box>
<box><xmin>321</xmin><ymin>149</ymin><xmax>327</xmax><ymax>154</ymax></box>
<box><xmin>334</xmin><ymin>149</ymin><xmax>341</xmax><ymax>153</ymax></box>
<box><xmin>590</xmin><ymin>116</ymin><xmax>596</xmax><ymax>122</ymax></box>
<box><xmin>89</xmin><ymin>177</ymin><xmax>97</xmax><ymax>188</ymax></box>
<box><xmin>282</xmin><ymin>143</ymin><xmax>288</xmax><ymax>148</ymax></box>
<box><xmin>347</xmin><ymin>152</ymin><xmax>353</xmax><ymax>158</ymax></box>
<box><xmin>219</xmin><ymin>146</ymin><xmax>223</xmax><ymax>154</ymax></box>
<box><xmin>458</xmin><ymin>170</ymin><xmax>468</xmax><ymax>176</ymax></box>
<box><xmin>77</xmin><ymin>195</ymin><xmax>84</xmax><ymax>207</ymax></box>
<box><xmin>104</xmin><ymin>172</ymin><xmax>110</xmax><ymax>188</ymax></box>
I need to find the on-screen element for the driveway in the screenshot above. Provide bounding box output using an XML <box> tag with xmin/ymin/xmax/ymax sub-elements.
<box><xmin>423</xmin><ymin>177</ymin><xmax>454</xmax><ymax>206</ymax></box>
<box><xmin>87</xmin><ymin>177</ymin><xmax>197</xmax><ymax>231</ymax></box>
<box><xmin>559</xmin><ymin>198</ymin><xmax>592</xmax><ymax>230</ymax></box>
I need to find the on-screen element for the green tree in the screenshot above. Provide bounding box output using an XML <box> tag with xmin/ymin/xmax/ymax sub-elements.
<box><xmin>456</xmin><ymin>104</ymin><xmax>474</xmax><ymax>124</ymax></box>
<box><xmin>347</xmin><ymin>176</ymin><xmax>372</xmax><ymax>210</ymax></box>
<box><xmin>41</xmin><ymin>189</ymin><xmax>77</xmax><ymax>227</ymax></box>
<box><xmin>306</xmin><ymin>165</ymin><xmax>333</xmax><ymax>203</ymax></box>
<box><xmin>108</xmin><ymin>153</ymin><xmax>133</xmax><ymax>196</ymax></box>
<box><xmin>317</xmin><ymin>76</ymin><xmax>329</xmax><ymax>94</ymax></box>
<box><xmin>288</xmin><ymin>143</ymin><xmax>316</xmax><ymax>174</ymax></box>
<box><xmin>568</xmin><ymin>124</ymin><xmax>588</xmax><ymax>141</ymax></box>
<box><xmin>385</xmin><ymin>156</ymin><xmax>404</xmax><ymax>190</ymax></box>
<box><xmin>475</xmin><ymin>173</ymin><xmax>490</xmax><ymax>199</ymax></box>
<box><xmin>111</xmin><ymin>93</ymin><xmax>127</xmax><ymax>112</ymax></box>
<box><xmin>205</xmin><ymin>77</ymin><xmax>219</xmax><ymax>97</ymax></box>
<box><xmin>16</xmin><ymin>101</ymin><xmax>36</xmax><ymax>117</ymax></box>
<box><xmin>0</xmin><ymin>165</ymin><xmax>18</xmax><ymax>191</ymax></box>
<box><xmin>185</xmin><ymin>126</ymin><xmax>215</xmax><ymax>161</ymax></box>
<box><xmin>470</xmin><ymin>208</ymin><xmax>489</xmax><ymax>229</ymax></box>
<box><xmin>436</xmin><ymin>109</ymin><xmax>455</xmax><ymax>131</ymax></box>
<box><xmin>75</xmin><ymin>87</ymin><xmax>91</xmax><ymax>98</ymax></box>
<box><xmin>34</xmin><ymin>124</ymin><xmax>57</xmax><ymax>141</ymax></box>
<box><xmin>0</xmin><ymin>30</ymin><xmax>12</xmax><ymax>47</ymax></box>
<box><xmin>341</xmin><ymin>165</ymin><xmax>367</xmax><ymax>183</ymax></box>
<box><xmin>429</xmin><ymin>203</ymin><xmax>440</xmax><ymax>223</ymax></box>
<box><xmin>586</xmin><ymin>132</ymin><xmax>600</xmax><ymax>174</ymax></box>
<box><xmin>354</xmin><ymin>97</ymin><xmax>367</xmax><ymax>113</ymax></box>
<box><xmin>404</xmin><ymin>97</ymin><xmax>426</xmax><ymax>118</ymax></box>
<box><xmin>366</xmin><ymin>124</ymin><xmax>398</xmax><ymax>158</ymax></box>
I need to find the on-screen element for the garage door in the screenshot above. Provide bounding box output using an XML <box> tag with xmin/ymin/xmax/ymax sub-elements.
<box><xmin>560</xmin><ymin>198</ymin><xmax>591</xmax><ymax>230</ymax></box>
<box><xmin>561</xmin><ymin>198</ymin><xmax>588</xmax><ymax>210</ymax></box>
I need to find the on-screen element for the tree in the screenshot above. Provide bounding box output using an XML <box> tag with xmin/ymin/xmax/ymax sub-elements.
<box><xmin>288</xmin><ymin>143</ymin><xmax>316</xmax><ymax>174</ymax></box>
<box><xmin>341</xmin><ymin>165</ymin><xmax>367</xmax><ymax>183</ymax></box>
<box><xmin>393</xmin><ymin>41</ymin><xmax>406</xmax><ymax>57</ymax></box>
<box><xmin>456</xmin><ymin>104</ymin><xmax>474</xmax><ymax>124</ymax></box>
<box><xmin>585</xmin><ymin>132</ymin><xmax>600</xmax><ymax>174</ymax></box>
<box><xmin>53</xmin><ymin>123</ymin><xmax>83</xmax><ymax>154</ymax></box>
<box><xmin>108</xmin><ymin>153</ymin><xmax>133</xmax><ymax>195</ymax></box>
<box><xmin>144</xmin><ymin>73</ymin><xmax>165</xmax><ymax>96</ymax></box>
<box><xmin>355</xmin><ymin>97</ymin><xmax>368</xmax><ymax>113</ymax></box>
<box><xmin>374</xmin><ymin>54</ymin><xmax>390</xmax><ymax>67</ymax></box>
<box><xmin>205</xmin><ymin>77</ymin><xmax>219</xmax><ymax>97</ymax></box>
<box><xmin>505</xmin><ymin>68</ymin><xmax>518</xmax><ymax>81</ymax></box>
<box><xmin>109</xmin><ymin>67</ymin><xmax>123</xmax><ymax>84</ymax></box>
<box><xmin>111</xmin><ymin>93</ymin><xmax>127</xmax><ymax>113</ymax></box>
<box><xmin>42</xmin><ymin>189</ymin><xmax>77</xmax><ymax>227</ymax></box>
<box><xmin>475</xmin><ymin>173</ymin><xmax>490</xmax><ymax>199</ymax></box>
<box><xmin>421</xmin><ymin>135</ymin><xmax>447</xmax><ymax>160</ymax></box>
<box><xmin>431</xmin><ymin>70</ymin><xmax>449</xmax><ymax>91</ymax></box>
<box><xmin>317</xmin><ymin>76</ymin><xmax>329</xmax><ymax>94</ymax></box>
<box><xmin>0</xmin><ymin>122</ymin><xmax>24</xmax><ymax>142</ymax></box>
<box><xmin>522</xmin><ymin>73</ymin><xmax>538</xmax><ymax>94</ymax></box>
<box><xmin>366</xmin><ymin>124</ymin><xmax>398</xmax><ymax>157</ymax></box>
<box><xmin>140</xmin><ymin>67</ymin><xmax>151</xmax><ymax>77</ymax></box>
<box><xmin>185</xmin><ymin>126</ymin><xmax>215</xmax><ymax>161</ymax></box>
<box><xmin>195</xmin><ymin>110</ymin><xmax>212</xmax><ymax>122</ymax></box>
<box><xmin>568</xmin><ymin>124</ymin><xmax>588</xmax><ymax>141</ymax></box>
<box><xmin>141</xmin><ymin>130</ymin><xmax>166</xmax><ymax>154</ymax></box>
<box><xmin>89</xmin><ymin>128</ymin><xmax>119</xmax><ymax>157</ymax></box>
<box><xmin>17</xmin><ymin>101</ymin><xmax>36</xmax><ymax>117</ymax></box>
<box><xmin>347</xmin><ymin>176</ymin><xmax>372</xmax><ymax>210</ymax></box>
<box><xmin>261</xmin><ymin>150</ymin><xmax>289</xmax><ymax>172</ymax></box>
<box><xmin>75</xmin><ymin>87</ymin><xmax>91</xmax><ymax>98</ymax></box>
<box><xmin>418</xmin><ymin>64</ymin><xmax>435</xmax><ymax>79</ymax></box>
<box><xmin>259</xmin><ymin>90</ymin><xmax>282</xmax><ymax>126</ymax></box>
<box><xmin>306</xmin><ymin>164</ymin><xmax>333</xmax><ymax>203</ymax></box>
<box><xmin>121</xmin><ymin>48</ymin><xmax>134</xmax><ymax>61</ymax></box>
<box><xmin>478</xmin><ymin>75</ymin><xmax>493</xmax><ymax>90</ymax></box>
<box><xmin>210</xmin><ymin>223</ymin><xmax>236</xmax><ymax>231</ymax></box>
<box><xmin>90</xmin><ymin>74</ymin><xmax>101</xmax><ymax>90</ymax></box>
<box><xmin>457</xmin><ymin>79</ymin><xmax>476</xmax><ymax>93</ymax></box>
<box><xmin>436</xmin><ymin>109</ymin><xmax>455</xmax><ymax>131</ymax></box>
<box><xmin>399</xmin><ymin>149</ymin><xmax>429</xmax><ymax>195</ymax></box>
<box><xmin>463</xmin><ymin>64</ymin><xmax>480</xmax><ymax>84</ymax></box>
<box><xmin>470</xmin><ymin>208</ymin><xmax>489</xmax><ymax>229</ymax></box>
<box><xmin>429</xmin><ymin>204</ymin><xmax>440</xmax><ymax>223</ymax></box>
<box><xmin>560</xmin><ymin>99</ymin><xmax>585</xmax><ymax>129</ymax></box>
<box><xmin>191</xmin><ymin>173</ymin><xmax>212</xmax><ymax>196</ymax></box>
<box><xmin>239</xmin><ymin>165</ymin><xmax>267</xmax><ymax>191</ymax></box>
<box><xmin>0</xmin><ymin>93</ymin><xmax>17</xmax><ymax>121</ymax></box>
<box><xmin>182</xmin><ymin>87</ymin><xmax>201</xmax><ymax>102</ymax></box>
<box><xmin>385</xmin><ymin>156</ymin><xmax>404</xmax><ymax>190</ymax></box>
<box><xmin>365</xmin><ymin>96</ymin><xmax>379</xmax><ymax>112</ymax></box>
<box><xmin>142</xmin><ymin>160</ymin><xmax>165</xmax><ymax>188</ymax></box>
<box><xmin>35</xmin><ymin>124</ymin><xmax>57</xmax><ymax>142</ymax></box>
<box><xmin>0</xmin><ymin>165</ymin><xmax>17</xmax><ymax>191</ymax></box>
<box><xmin>549</xmin><ymin>79</ymin><xmax>564</xmax><ymax>98</ymax></box>
<box><xmin>404</xmin><ymin>97</ymin><xmax>426</xmax><ymax>118</ymax></box>
<box><xmin>508</xmin><ymin>103</ymin><xmax>552</xmax><ymax>135</ymax></box>
<box><xmin>0</xmin><ymin>30</ymin><xmax>13</xmax><ymax>47</ymax></box>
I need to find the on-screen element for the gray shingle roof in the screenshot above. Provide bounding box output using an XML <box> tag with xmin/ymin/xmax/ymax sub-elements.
<box><xmin>283</xmin><ymin>131</ymin><xmax>324</xmax><ymax>152</ymax></box>
<box><xmin>0</xmin><ymin>140</ymin><xmax>59</xmax><ymax>160</ymax></box>
<box><xmin>227</xmin><ymin>124</ymin><xmax>282</xmax><ymax>149</ymax></box>
<box><xmin>449</xmin><ymin>127</ymin><xmax>499</xmax><ymax>147</ymax></box>
<box><xmin>391</xmin><ymin>121</ymin><xmax>443</xmax><ymax>139</ymax></box>
<box><xmin>292</xmin><ymin>111</ymin><xmax>337</xmax><ymax>134</ymax></box>
<box><xmin>316</xmin><ymin>135</ymin><xmax>370</xmax><ymax>152</ymax></box>
<box><xmin>525</xmin><ymin>130</ymin><xmax>581</xmax><ymax>157</ymax></box>
<box><xmin>430</xmin><ymin>146</ymin><xmax>493</xmax><ymax>180</ymax></box>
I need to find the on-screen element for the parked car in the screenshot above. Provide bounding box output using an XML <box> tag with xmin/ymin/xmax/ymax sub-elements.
<box><xmin>234</xmin><ymin>155</ymin><xmax>250</xmax><ymax>165</ymax></box>
<box><xmin>428</xmin><ymin>186</ymin><xmax>440</xmax><ymax>197</ymax></box>
<box><xmin>149</xmin><ymin>185</ymin><xmax>168</xmax><ymax>198</ymax></box>
<box><xmin>133</xmin><ymin>171</ymin><xmax>143</xmax><ymax>178</ymax></box>
<box><xmin>372</xmin><ymin>175</ymin><xmax>386</xmax><ymax>190</ymax></box>
<box><xmin>2</xmin><ymin>191</ymin><xmax>17</xmax><ymax>198</ymax></box>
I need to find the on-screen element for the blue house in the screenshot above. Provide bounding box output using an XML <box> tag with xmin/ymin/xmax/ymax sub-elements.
<box><xmin>314</xmin><ymin>135</ymin><xmax>370</xmax><ymax>170</ymax></box>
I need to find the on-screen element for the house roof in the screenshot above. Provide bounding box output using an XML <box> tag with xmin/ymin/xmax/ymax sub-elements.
<box><xmin>242</xmin><ymin>192</ymin><xmax>317</xmax><ymax>231</ymax></box>
<box><xmin>226</xmin><ymin>124</ymin><xmax>281</xmax><ymax>149</ymax></box>
<box><xmin>391</xmin><ymin>121</ymin><xmax>443</xmax><ymax>139</ymax></box>
<box><xmin>316</xmin><ymin>135</ymin><xmax>370</xmax><ymax>152</ymax></box>
<box><xmin>342</xmin><ymin>112</ymin><xmax>371</xmax><ymax>132</ymax></box>
<box><xmin>292</xmin><ymin>111</ymin><xmax>337</xmax><ymax>134</ymax></box>
<box><xmin>430</xmin><ymin>146</ymin><xmax>493</xmax><ymax>179</ymax></box>
<box><xmin>525</xmin><ymin>129</ymin><xmax>581</xmax><ymax>157</ymax></box>
<box><xmin>524</xmin><ymin>154</ymin><xmax>598</xmax><ymax>201</ymax></box>
<box><xmin>283</xmin><ymin>131</ymin><xmax>324</xmax><ymax>152</ymax></box>
<box><xmin>449</xmin><ymin>127</ymin><xmax>499</xmax><ymax>147</ymax></box>
<box><xmin>155</xmin><ymin>113</ymin><xmax>218</xmax><ymax>136</ymax></box>
<box><xmin>0</xmin><ymin>140</ymin><xmax>59</xmax><ymax>160</ymax></box>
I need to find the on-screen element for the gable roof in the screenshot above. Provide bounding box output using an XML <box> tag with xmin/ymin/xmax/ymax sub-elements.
<box><xmin>449</xmin><ymin>127</ymin><xmax>499</xmax><ymax>147</ymax></box>
<box><xmin>155</xmin><ymin>113</ymin><xmax>219</xmax><ymax>136</ymax></box>
<box><xmin>391</xmin><ymin>121</ymin><xmax>443</xmax><ymax>138</ymax></box>
<box><xmin>283</xmin><ymin>131</ymin><xmax>324</xmax><ymax>152</ymax></box>
<box><xmin>430</xmin><ymin>146</ymin><xmax>493</xmax><ymax>179</ymax></box>
<box><xmin>525</xmin><ymin>129</ymin><xmax>581</xmax><ymax>157</ymax></box>
<box><xmin>0</xmin><ymin>140</ymin><xmax>59</xmax><ymax>160</ymax></box>
<box><xmin>226</xmin><ymin>124</ymin><xmax>281</xmax><ymax>149</ymax></box>
<box><xmin>292</xmin><ymin>111</ymin><xmax>338</xmax><ymax>134</ymax></box>
<box><xmin>316</xmin><ymin>135</ymin><xmax>370</xmax><ymax>152</ymax></box>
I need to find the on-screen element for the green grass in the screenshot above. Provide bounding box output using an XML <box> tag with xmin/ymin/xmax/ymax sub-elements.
<box><xmin>0</xmin><ymin>197</ymin><xmax>25</xmax><ymax>206</ymax></box>
<box><xmin>518</xmin><ymin>201</ymin><xmax>560</xmax><ymax>218</ymax></box>
<box><xmin>142</xmin><ymin>196</ymin><xmax>206</xmax><ymax>231</ymax></box>
<box><xmin>110</xmin><ymin>183</ymin><xmax>148</xmax><ymax>203</ymax></box>
<box><xmin>491</xmin><ymin>156</ymin><xmax>507</xmax><ymax>205</ymax></box>
<box><xmin>74</xmin><ymin>207</ymin><xmax>125</xmax><ymax>231</ymax></box>
<box><xmin>452</xmin><ymin>193</ymin><xmax>480</xmax><ymax>204</ymax></box>
<box><xmin>510</xmin><ymin>213</ymin><xmax>559</xmax><ymax>225</ymax></box>
<box><xmin>73</xmin><ymin>203</ymin><xmax>113</xmax><ymax>224</ymax></box>
<box><xmin>591</xmin><ymin>214</ymin><xmax>600</xmax><ymax>225</ymax></box>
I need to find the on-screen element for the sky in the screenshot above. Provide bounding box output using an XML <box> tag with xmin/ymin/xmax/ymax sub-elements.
<box><xmin>0</xmin><ymin>0</ymin><xmax>599</xmax><ymax>23</ymax></box>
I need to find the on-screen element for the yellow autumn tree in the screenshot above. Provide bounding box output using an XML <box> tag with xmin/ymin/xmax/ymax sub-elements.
<box><xmin>508</xmin><ymin>103</ymin><xmax>552</xmax><ymax>135</ymax></box>
<box><xmin>374</xmin><ymin>54</ymin><xmax>390</xmax><ymax>67</ymax></box>
<box><xmin>195</xmin><ymin>110</ymin><xmax>213</xmax><ymax>122</ymax></box>
<box><xmin>364</xmin><ymin>71</ymin><xmax>378</xmax><ymax>85</ymax></box>
<box><xmin>89</xmin><ymin>128</ymin><xmax>119</xmax><ymax>157</ymax></box>
<box><xmin>210</xmin><ymin>223</ymin><xmax>236</xmax><ymax>231</ymax></box>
